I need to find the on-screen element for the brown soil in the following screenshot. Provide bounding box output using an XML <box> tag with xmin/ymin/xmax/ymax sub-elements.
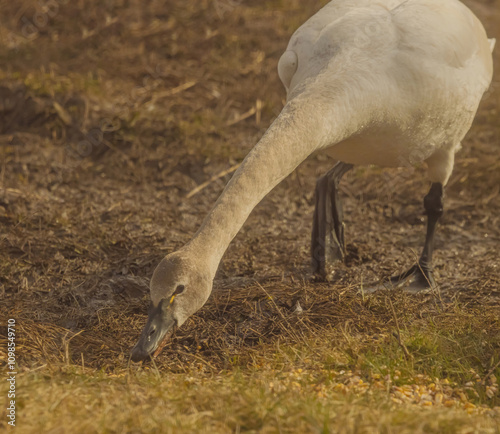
<box><xmin>0</xmin><ymin>0</ymin><xmax>499</xmax><ymax>372</ymax></box>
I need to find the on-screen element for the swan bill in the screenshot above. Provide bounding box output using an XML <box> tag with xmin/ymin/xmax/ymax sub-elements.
<box><xmin>130</xmin><ymin>299</ymin><xmax>176</xmax><ymax>362</ymax></box>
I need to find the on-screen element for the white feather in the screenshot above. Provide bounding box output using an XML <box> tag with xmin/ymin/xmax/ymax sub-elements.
<box><xmin>276</xmin><ymin>0</ymin><xmax>494</xmax><ymax>184</ymax></box>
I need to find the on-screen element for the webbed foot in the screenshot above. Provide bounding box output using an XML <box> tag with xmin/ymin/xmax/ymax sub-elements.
<box><xmin>388</xmin><ymin>263</ymin><xmax>436</xmax><ymax>293</ymax></box>
<box><xmin>363</xmin><ymin>262</ymin><xmax>436</xmax><ymax>294</ymax></box>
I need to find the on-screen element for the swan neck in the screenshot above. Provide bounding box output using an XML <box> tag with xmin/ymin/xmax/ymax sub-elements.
<box><xmin>185</xmin><ymin>100</ymin><xmax>344</xmax><ymax>276</ymax></box>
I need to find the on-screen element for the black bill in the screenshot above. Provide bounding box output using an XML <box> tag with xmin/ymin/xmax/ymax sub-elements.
<box><xmin>130</xmin><ymin>299</ymin><xmax>176</xmax><ymax>362</ymax></box>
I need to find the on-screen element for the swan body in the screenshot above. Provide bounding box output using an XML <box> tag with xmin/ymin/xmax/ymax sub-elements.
<box><xmin>131</xmin><ymin>0</ymin><xmax>494</xmax><ymax>361</ymax></box>
<box><xmin>279</xmin><ymin>0</ymin><xmax>494</xmax><ymax>182</ymax></box>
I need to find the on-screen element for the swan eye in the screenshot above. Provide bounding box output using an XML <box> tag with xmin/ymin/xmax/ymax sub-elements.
<box><xmin>174</xmin><ymin>284</ymin><xmax>185</xmax><ymax>295</ymax></box>
<box><xmin>170</xmin><ymin>285</ymin><xmax>185</xmax><ymax>304</ymax></box>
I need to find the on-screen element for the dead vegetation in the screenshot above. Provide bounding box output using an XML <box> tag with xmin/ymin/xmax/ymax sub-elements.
<box><xmin>0</xmin><ymin>0</ymin><xmax>499</xmax><ymax>432</ymax></box>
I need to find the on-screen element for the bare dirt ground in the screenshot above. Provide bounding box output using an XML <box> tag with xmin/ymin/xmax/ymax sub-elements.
<box><xmin>0</xmin><ymin>0</ymin><xmax>499</xmax><ymax>432</ymax></box>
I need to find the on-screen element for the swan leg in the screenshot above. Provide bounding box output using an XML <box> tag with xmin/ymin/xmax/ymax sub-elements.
<box><xmin>311</xmin><ymin>162</ymin><xmax>353</xmax><ymax>280</ymax></box>
<box><xmin>390</xmin><ymin>182</ymin><xmax>444</xmax><ymax>291</ymax></box>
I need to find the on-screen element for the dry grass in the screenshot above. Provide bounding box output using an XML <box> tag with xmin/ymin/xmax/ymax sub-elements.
<box><xmin>1</xmin><ymin>0</ymin><xmax>500</xmax><ymax>432</ymax></box>
<box><xmin>7</xmin><ymin>365</ymin><xmax>500</xmax><ymax>433</ymax></box>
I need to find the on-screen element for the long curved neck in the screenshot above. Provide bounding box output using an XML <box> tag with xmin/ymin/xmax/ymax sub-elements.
<box><xmin>184</xmin><ymin>99</ymin><xmax>346</xmax><ymax>275</ymax></box>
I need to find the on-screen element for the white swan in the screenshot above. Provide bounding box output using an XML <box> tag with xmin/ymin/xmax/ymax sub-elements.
<box><xmin>131</xmin><ymin>0</ymin><xmax>494</xmax><ymax>361</ymax></box>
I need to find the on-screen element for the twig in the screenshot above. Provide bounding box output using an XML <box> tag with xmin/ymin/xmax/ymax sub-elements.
<box><xmin>226</xmin><ymin>106</ymin><xmax>256</xmax><ymax>127</ymax></box>
<box><xmin>62</xmin><ymin>330</ymin><xmax>84</xmax><ymax>365</ymax></box>
<box><xmin>20</xmin><ymin>364</ymin><xmax>47</xmax><ymax>375</ymax></box>
<box><xmin>255</xmin><ymin>99</ymin><xmax>262</xmax><ymax>125</ymax></box>
<box><xmin>185</xmin><ymin>163</ymin><xmax>241</xmax><ymax>199</ymax></box>
<box><xmin>144</xmin><ymin>81</ymin><xmax>197</xmax><ymax>108</ymax></box>
<box><xmin>482</xmin><ymin>358</ymin><xmax>500</xmax><ymax>384</ymax></box>
<box><xmin>387</xmin><ymin>297</ymin><xmax>413</xmax><ymax>361</ymax></box>
<box><xmin>53</xmin><ymin>101</ymin><xmax>73</xmax><ymax>126</ymax></box>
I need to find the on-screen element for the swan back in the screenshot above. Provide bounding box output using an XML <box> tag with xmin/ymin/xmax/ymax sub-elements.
<box><xmin>278</xmin><ymin>0</ymin><xmax>494</xmax><ymax>101</ymax></box>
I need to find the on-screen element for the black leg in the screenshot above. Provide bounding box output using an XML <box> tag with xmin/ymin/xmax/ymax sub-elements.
<box><xmin>311</xmin><ymin>162</ymin><xmax>353</xmax><ymax>280</ymax></box>
<box><xmin>390</xmin><ymin>182</ymin><xmax>444</xmax><ymax>291</ymax></box>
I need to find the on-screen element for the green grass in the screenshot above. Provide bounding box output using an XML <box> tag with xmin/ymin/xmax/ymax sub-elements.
<box><xmin>2</xmin><ymin>321</ymin><xmax>499</xmax><ymax>433</ymax></box>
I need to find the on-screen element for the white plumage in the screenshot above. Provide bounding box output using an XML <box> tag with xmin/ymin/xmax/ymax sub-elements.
<box><xmin>278</xmin><ymin>0</ymin><xmax>494</xmax><ymax>183</ymax></box>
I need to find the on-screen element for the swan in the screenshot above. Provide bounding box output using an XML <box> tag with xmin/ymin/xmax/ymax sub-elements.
<box><xmin>130</xmin><ymin>0</ymin><xmax>495</xmax><ymax>362</ymax></box>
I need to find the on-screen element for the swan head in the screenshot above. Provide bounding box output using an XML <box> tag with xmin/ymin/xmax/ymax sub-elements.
<box><xmin>130</xmin><ymin>252</ymin><xmax>212</xmax><ymax>362</ymax></box>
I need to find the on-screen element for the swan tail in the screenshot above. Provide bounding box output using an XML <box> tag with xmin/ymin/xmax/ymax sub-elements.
<box><xmin>489</xmin><ymin>38</ymin><xmax>496</xmax><ymax>53</ymax></box>
<box><xmin>278</xmin><ymin>50</ymin><xmax>298</xmax><ymax>91</ymax></box>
